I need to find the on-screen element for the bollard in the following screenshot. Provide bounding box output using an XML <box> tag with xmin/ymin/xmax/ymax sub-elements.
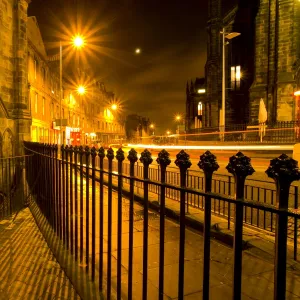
<box><xmin>266</xmin><ymin>154</ymin><xmax>300</xmax><ymax>300</ymax></box>
<box><xmin>198</xmin><ymin>150</ymin><xmax>219</xmax><ymax>300</ymax></box>
<box><xmin>226</xmin><ymin>152</ymin><xmax>254</xmax><ymax>300</ymax></box>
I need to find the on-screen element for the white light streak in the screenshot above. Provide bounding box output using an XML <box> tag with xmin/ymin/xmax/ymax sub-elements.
<box><xmin>127</xmin><ymin>144</ymin><xmax>294</xmax><ymax>151</ymax></box>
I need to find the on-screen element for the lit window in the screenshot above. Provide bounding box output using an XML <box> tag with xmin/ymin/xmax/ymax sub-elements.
<box><xmin>197</xmin><ymin>89</ymin><xmax>206</xmax><ymax>94</ymax></box>
<box><xmin>198</xmin><ymin>102</ymin><xmax>203</xmax><ymax>116</ymax></box>
<box><xmin>231</xmin><ymin>66</ymin><xmax>241</xmax><ymax>90</ymax></box>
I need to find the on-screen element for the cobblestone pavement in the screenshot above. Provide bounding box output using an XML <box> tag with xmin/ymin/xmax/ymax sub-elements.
<box><xmin>0</xmin><ymin>208</ymin><xmax>81</xmax><ymax>300</ymax></box>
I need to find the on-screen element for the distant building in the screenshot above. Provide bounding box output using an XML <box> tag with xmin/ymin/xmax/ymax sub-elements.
<box><xmin>186</xmin><ymin>0</ymin><xmax>300</xmax><ymax>131</ymax></box>
<box><xmin>125</xmin><ymin>114</ymin><xmax>151</xmax><ymax>142</ymax></box>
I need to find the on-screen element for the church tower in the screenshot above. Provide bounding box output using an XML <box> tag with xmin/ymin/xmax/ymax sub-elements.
<box><xmin>205</xmin><ymin>0</ymin><xmax>222</xmax><ymax>127</ymax></box>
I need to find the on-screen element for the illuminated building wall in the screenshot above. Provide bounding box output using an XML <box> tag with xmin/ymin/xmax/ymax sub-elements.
<box><xmin>0</xmin><ymin>0</ymin><xmax>31</xmax><ymax>156</ymax></box>
<box><xmin>27</xmin><ymin>17</ymin><xmax>125</xmax><ymax>146</ymax></box>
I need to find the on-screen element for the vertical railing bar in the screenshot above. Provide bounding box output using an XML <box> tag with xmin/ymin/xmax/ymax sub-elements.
<box><xmin>65</xmin><ymin>146</ymin><xmax>69</xmax><ymax>249</ymax></box>
<box><xmin>69</xmin><ymin>146</ymin><xmax>74</xmax><ymax>255</ymax></box>
<box><xmin>91</xmin><ymin>147</ymin><xmax>96</xmax><ymax>281</ymax></box>
<box><xmin>74</xmin><ymin>146</ymin><xmax>79</xmax><ymax>261</ymax></box>
<box><xmin>98</xmin><ymin>148</ymin><xmax>105</xmax><ymax>291</ymax></box>
<box><xmin>106</xmin><ymin>148</ymin><xmax>114</xmax><ymax>300</ymax></box>
<box><xmin>294</xmin><ymin>186</ymin><xmax>298</xmax><ymax>261</ymax></box>
<box><xmin>85</xmin><ymin>146</ymin><xmax>90</xmax><ymax>273</ymax></box>
<box><xmin>116</xmin><ymin>148</ymin><xmax>125</xmax><ymax>300</ymax></box>
<box><xmin>127</xmin><ymin>149</ymin><xmax>137</xmax><ymax>300</ymax></box>
<box><xmin>79</xmin><ymin>146</ymin><xmax>84</xmax><ymax>263</ymax></box>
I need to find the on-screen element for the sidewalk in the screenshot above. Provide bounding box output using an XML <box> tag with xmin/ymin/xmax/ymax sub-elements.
<box><xmin>0</xmin><ymin>208</ymin><xmax>80</xmax><ymax>300</ymax></box>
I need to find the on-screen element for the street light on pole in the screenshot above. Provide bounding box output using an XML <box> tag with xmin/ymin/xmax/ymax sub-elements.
<box><xmin>150</xmin><ymin>123</ymin><xmax>155</xmax><ymax>135</ymax></box>
<box><xmin>220</xmin><ymin>28</ymin><xmax>241</xmax><ymax>142</ymax></box>
<box><xmin>59</xmin><ymin>35</ymin><xmax>85</xmax><ymax>145</ymax></box>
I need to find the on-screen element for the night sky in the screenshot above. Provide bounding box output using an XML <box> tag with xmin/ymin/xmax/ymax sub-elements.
<box><xmin>28</xmin><ymin>0</ymin><xmax>236</xmax><ymax>133</ymax></box>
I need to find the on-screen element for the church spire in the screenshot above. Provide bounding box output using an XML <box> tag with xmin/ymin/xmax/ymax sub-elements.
<box><xmin>190</xmin><ymin>80</ymin><xmax>194</xmax><ymax>93</ymax></box>
<box><xmin>186</xmin><ymin>81</ymin><xmax>190</xmax><ymax>95</ymax></box>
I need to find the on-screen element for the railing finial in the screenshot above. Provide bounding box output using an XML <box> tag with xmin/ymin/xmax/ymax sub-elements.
<box><xmin>116</xmin><ymin>148</ymin><xmax>125</xmax><ymax>162</ymax></box>
<box><xmin>106</xmin><ymin>147</ymin><xmax>115</xmax><ymax>160</ymax></box>
<box><xmin>127</xmin><ymin>148</ymin><xmax>138</xmax><ymax>163</ymax></box>
<box><xmin>140</xmin><ymin>149</ymin><xmax>153</xmax><ymax>166</ymax></box>
<box><xmin>198</xmin><ymin>150</ymin><xmax>219</xmax><ymax>175</ymax></box>
<box><xmin>156</xmin><ymin>149</ymin><xmax>171</xmax><ymax>169</ymax></box>
<box><xmin>175</xmin><ymin>150</ymin><xmax>192</xmax><ymax>171</ymax></box>
<box><xmin>98</xmin><ymin>146</ymin><xmax>105</xmax><ymax>158</ymax></box>
<box><xmin>226</xmin><ymin>151</ymin><xmax>254</xmax><ymax>178</ymax></box>
<box><xmin>266</xmin><ymin>153</ymin><xmax>300</xmax><ymax>184</ymax></box>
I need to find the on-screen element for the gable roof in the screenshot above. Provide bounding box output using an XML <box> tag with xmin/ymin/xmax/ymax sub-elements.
<box><xmin>27</xmin><ymin>16</ymin><xmax>48</xmax><ymax>59</ymax></box>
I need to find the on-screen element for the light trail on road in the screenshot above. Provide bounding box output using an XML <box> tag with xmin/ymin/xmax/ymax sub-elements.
<box><xmin>126</xmin><ymin>143</ymin><xmax>294</xmax><ymax>151</ymax></box>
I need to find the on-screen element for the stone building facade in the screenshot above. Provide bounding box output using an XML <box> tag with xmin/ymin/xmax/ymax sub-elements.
<box><xmin>0</xmin><ymin>2</ymin><xmax>125</xmax><ymax>157</ymax></box>
<box><xmin>186</xmin><ymin>0</ymin><xmax>300</xmax><ymax>131</ymax></box>
<box><xmin>0</xmin><ymin>0</ymin><xmax>31</xmax><ymax>156</ymax></box>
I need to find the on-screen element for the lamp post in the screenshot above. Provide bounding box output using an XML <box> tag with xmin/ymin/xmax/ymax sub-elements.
<box><xmin>59</xmin><ymin>35</ymin><xmax>85</xmax><ymax>145</ymax></box>
<box><xmin>150</xmin><ymin>123</ymin><xmax>155</xmax><ymax>135</ymax></box>
<box><xmin>175</xmin><ymin>114</ymin><xmax>187</xmax><ymax>146</ymax></box>
<box><xmin>76</xmin><ymin>85</ymin><xmax>86</xmax><ymax>145</ymax></box>
<box><xmin>220</xmin><ymin>28</ymin><xmax>241</xmax><ymax>142</ymax></box>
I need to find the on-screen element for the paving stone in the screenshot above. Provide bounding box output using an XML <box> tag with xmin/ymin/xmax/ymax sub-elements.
<box><xmin>0</xmin><ymin>208</ymin><xmax>79</xmax><ymax>299</ymax></box>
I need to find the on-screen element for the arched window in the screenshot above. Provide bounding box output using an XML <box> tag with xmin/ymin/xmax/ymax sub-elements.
<box><xmin>198</xmin><ymin>102</ymin><xmax>203</xmax><ymax>116</ymax></box>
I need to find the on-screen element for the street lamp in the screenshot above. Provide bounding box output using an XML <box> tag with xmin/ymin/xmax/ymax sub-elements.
<box><xmin>77</xmin><ymin>85</ymin><xmax>86</xmax><ymax>95</ymax></box>
<box><xmin>59</xmin><ymin>35</ymin><xmax>85</xmax><ymax>145</ymax></box>
<box><xmin>111</xmin><ymin>104</ymin><xmax>118</xmax><ymax>111</ymax></box>
<box><xmin>135</xmin><ymin>48</ymin><xmax>141</xmax><ymax>54</ymax></box>
<box><xmin>73</xmin><ymin>35</ymin><xmax>85</xmax><ymax>49</ymax></box>
<box><xmin>220</xmin><ymin>29</ymin><xmax>241</xmax><ymax>141</ymax></box>
<box><xmin>150</xmin><ymin>123</ymin><xmax>155</xmax><ymax>135</ymax></box>
<box><xmin>76</xmin><ymin>85</ymin><xmax>87</xmax><ymax>145</ymax></box>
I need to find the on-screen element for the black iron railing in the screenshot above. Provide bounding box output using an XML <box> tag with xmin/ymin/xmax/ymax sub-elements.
<box><xmin>24</xmin><ymin>142</ymin><xmax>300</xmax><ymax>300</ymax></box>
<box><xmin>0</xmin><ymin>155</ymin><xmax>31</xmax><ymax>220</ymax></box>
<box><xmin>99</xmin><ymin>159</ymin><xmax>300</xmax><ymax>259</ymax></box>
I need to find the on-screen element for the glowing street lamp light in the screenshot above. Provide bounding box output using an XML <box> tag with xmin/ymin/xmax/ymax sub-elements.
<box><xmin>150</xmin><ymin>123</ymin><xmax>155</xmax><ymax>135</ymax></box>
<box><xmin>73</xmin><ymin>35</ymin><xmax>85</xmax><ymax>48</ymax></box>
<box><xmin>111</xmin><ymin>104</ymin><xmax>118</xmax><ymax>111</ymax></box>
<box><xmin>175</xmin><ymin>115</ymin><xmax>181</xmax><ymax>121</ymax></box>
<box><xmin>135</xmin><ymin>48</ymin><xmax>141</xmax><ymax>54</ymax></box>
<box><xmin>166</xmin><ymin>131</ymin><xmax>170</xmax><ymax>135</ymax></box>
<box><xmin>77</xmin><ymin>85</ymin><xmax>86</xmax><ymax>95</ymax></box>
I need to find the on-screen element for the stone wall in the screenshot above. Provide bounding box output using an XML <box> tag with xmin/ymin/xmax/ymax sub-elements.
<box><xmin>0</xmin><ymin>0</ymin><xmax>31</xmax><ymax>156</ymax></box>
<box><xmin>250</xmin><ymin>0</ymin><xmax>300</xmax><ymax>123</ymax></box>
